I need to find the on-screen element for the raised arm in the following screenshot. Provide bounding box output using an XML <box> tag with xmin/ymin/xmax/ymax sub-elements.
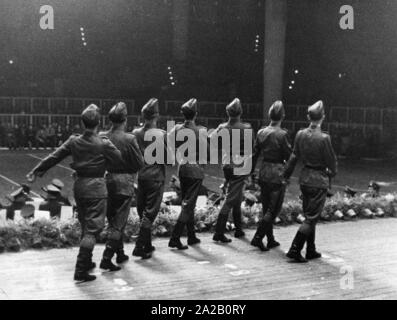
<box><xmin>27</xmin><ymin>136</ymin><xmax>73</xmax><ymax>181</ymax></box>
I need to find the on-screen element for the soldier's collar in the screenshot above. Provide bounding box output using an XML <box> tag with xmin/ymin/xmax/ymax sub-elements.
<box><xmin>83</xmin><ymin>129</ymin><xmax>97</xmax><ymax>136</ymax></box>
<box><xmin>309</xmin><ymin>123</ymin><xmax>321</xmax><ymax>131</ymax></box>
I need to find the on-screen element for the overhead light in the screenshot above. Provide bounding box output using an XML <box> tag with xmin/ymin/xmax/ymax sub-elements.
<box><xmin>83</xmin><ymin>42</ymin><xmax>87</xmax><ymax>46</ymax></box>
<box><xmin>288</xmin><ymin>86</ymin><xmax>293</xmax><ymax>90</ymax></box>
<box><xmin>291</xmin><ymin>80</ymin><xmax>295</xmax><ymax>84</ymax></box>
<box><xmin>294</xmin><ymin>69</ymin><xmax>299</xmax><ymax>74</ymax></box>
<box><xmin>171</xmin><ymin>82</ymin><xmax>176</xmax><ymax>86</ymax></box>
<box><xmin>9</xmin><ymin>60</ymin><xmax>13</xmax><ymax>64</ymax></box>
<box><xmin>80</xmin><ymin>27</ymin><xmax>84</xmax><ymax>31</ymax></box>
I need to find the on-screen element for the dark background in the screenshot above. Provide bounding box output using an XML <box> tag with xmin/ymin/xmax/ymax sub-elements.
<box><xmin>0</xmin><ymin>0</ymin><xmax>395</xmax><ymax>107</ymax></box>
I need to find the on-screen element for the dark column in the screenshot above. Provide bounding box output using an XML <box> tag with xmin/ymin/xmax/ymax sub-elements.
<box><xmin>172</xmin><ymin>0</ymin><xmax>190</xmax><ymax>63</ymax></box>
<box><xmin>263</xmin><ymin>0</ymin><xmax>288</xmax><ymax>119</ymax></box>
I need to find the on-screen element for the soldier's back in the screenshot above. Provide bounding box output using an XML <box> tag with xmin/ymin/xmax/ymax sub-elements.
<box><xmin>133</xmin><ymin>125</ymin><xmax>166</xmax><ymax>181</ymax></box>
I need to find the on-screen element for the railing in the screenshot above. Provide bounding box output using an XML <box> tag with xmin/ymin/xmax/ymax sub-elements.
<box><xmin>0</xmin><ymin>97</ymin><xmax>396</xmax><ymax>141</ymax></box>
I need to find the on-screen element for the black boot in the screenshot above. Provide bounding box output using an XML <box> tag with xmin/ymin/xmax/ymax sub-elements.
<box><xmin>187</xmin><ymin>221</ymin><xmax>201</xmax><ymax>246</ymax></box>
<box><xmin>213</xmin><ymin>214</ymin><xmax>231</xmax><ymax>243</ymax></box>
<box><xmin>169</xmin><ymin>221</ymin><xmax>188</xmax><ymax>250</ymax></box>
<box><xmin>74</xmin><ymin>247</ymin><xmax>97</xmax><ymax>282</ymax></box>
<box><xmin>133</xmin><ymin>228</ymin><xmax>152</xmax><ymax>259</ymax></box>
<box><xmin>306</xmin><ymin>229</ymin><xmax>321</xmax><ymax>260</ymax></box>
<box><xmin>266</xmin><ymin>224</ymin><xmax>280</xmax><ymax>249</ymax></box>
<box><xmin>88</xmin><ymin>251</ymin><xmax>96</xmax><ymax>270</ymax></box>
<box><xmin>100</xmin><ymin>240</ymin><xmax>122</xmax><ymax>271</ymax></box>
<box><xmin>144</xmin><ymin>232</ymin><xmax>156</xmax><ymax>253</ymax></box>
<box><xmin>250</xmin><ymin>220</ymin><xmax>268</xmax><ymax>251</ymax></box>
<box><xmin>115</xmin><ymin>240</ymin><xmax>129</xmax><ymax>264</ymax></box>
<box><xmin>286</xmin><ymin>231</ymin><xmax>308</xmax><ymax>263</ymax></box>
<box><xmin>233</xmin><ymin>206</ymin><xmax>245</xmax><ymax>238</ymax></box>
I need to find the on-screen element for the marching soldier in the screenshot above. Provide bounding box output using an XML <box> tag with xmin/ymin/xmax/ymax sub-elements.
<box><xmin>168</xmin><ymin>98</ymin><xmax>206</xmax><ymax>250</ymax></box>
<box><xmin>26</xmin><ymin>104</ymin><xmax>125</xmax><ymax>282</ymax></box>
<box><xmin>283</xmin><ymin>101</ymin><xmax>337</xmax><ymax>263</ymax></box>
<box><xmin>100</xmin><ymin>102</ymin><xmax>144</xmax><ymax>268</ymax></box>
<box><xmin>132</xmin><ymin>98</ymin><xmax>169</xmax><ymax>258</ymax></box>
<box><xmin>250</xmin><ymin>101</ymin><xmax>292</xmax><ymax>251</ymax></box>
<box><xmin>211</xmin><ymin>98</ymin><xmax>252</xmax><ymax>243</ymax></box>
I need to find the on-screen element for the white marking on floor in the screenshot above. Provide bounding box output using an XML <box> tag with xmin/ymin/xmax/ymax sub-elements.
<box><xmin>0</xmin><ymin>174</ymin><xmax>41</xmax><ymax>197</ymax></box>
<box><xmin>28</xmin><ymin>154</ymin><xmax>73</xmax><ymax>172</ymax></box>
<box><xmin>224</xmin><ymin>264</ymin><xmax>238</xmax><ymax>270</ymax></box>
<box><xmin>113</xmin><ymin>278</ymin><xmax>128</xmax><ymax>286</ymax></box>
<box><xmin>114</xmin><ymin>286</ymin><xmax>134</xmax><ymax>292</ymax></box>
<box><xmin>198</xmin><ymin>261</ymin><xmax>210</xmax><ymax>265</ymax></box>
<box><xmin>230</xmin><ymin>270</ymin><xmax>250</xmax><ymax>276</ymax></box>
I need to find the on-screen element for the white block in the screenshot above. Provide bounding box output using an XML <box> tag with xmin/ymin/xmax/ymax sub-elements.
<box><xmin>163</xmin><ymin>191</ymin><xmax>177</xmax><ymax>202</ymax></box>
<box><xmin>0</xmin><ymin>209</ymin><xmax>6</xmax><ymax>221</ymax></box>
<box><xmin>34</xmin><ymin>210</ymin><xmax>51</xmax><ymax>220</ymax></box>
<box><xmin>14</xmin><ymin>210</ymin><xmax>24</xmax><ymax>222</ymax></box>
<box><xmin>169</xmin><ymin>205</ymin><xmax>181</xmax><ymax>215</ymax></box>
<box><xmin>60</xmin><ymin>206</ymin><xmax>74</xmax><ymax>221</ymax></box>
<box><xmin>196</xmin><ymin>196</ymin><xmax>208</xmax><ymax>208</ymax></box>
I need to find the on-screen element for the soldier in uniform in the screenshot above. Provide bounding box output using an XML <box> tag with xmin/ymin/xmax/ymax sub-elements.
<box><xmin>26</xmin><ymin>104</ymin><xmax>125</xmax><ymax>281</ymax></box>
<box><xmin>250</xmin><ymin>101</ymin><xmax>292</xmax><ymax>251</ymax></box>
<box><xmin>132</xmin><ymin>98</ymin><xmax>169</xmax><ymax>258</ymax></box>
<box><xmin>168</xmin><ymin>98</ymin><xmax>206</xmax><ymax>250</ymax></box>
<box><xmin>211</xmin><ymin>98</ymin><xmax>252</xmax><ymax>243</ymax></box>
<box><xmin>283</xmin><ymin>101</ymin><xmax>337</xmax><ymax>263</ymax></box>
<box><xmin>100</xmin><ymin>102</ymin><xmax>144</xmax><ymax>267</ymax></box>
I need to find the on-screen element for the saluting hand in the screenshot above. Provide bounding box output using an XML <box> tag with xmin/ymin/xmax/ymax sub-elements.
<box><xmin>26</xmin><ymin>172</ymin><xmax>36</xmax><ymax>183</ymax></box>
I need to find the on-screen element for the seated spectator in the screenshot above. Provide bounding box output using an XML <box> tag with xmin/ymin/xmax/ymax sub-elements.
<box><xmin>26</xmin><ymin>124</ymin><xmax>36</xmax><ymax>149</ymax></box>
<box><xmin>35</xmin><ymin>126</ymin><xmax>47</xmax><ymax>149</ymax></box>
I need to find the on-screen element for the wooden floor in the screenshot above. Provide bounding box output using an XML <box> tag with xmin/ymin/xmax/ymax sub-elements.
<box><xmin>1</xmin><ymin>218</ymin><xmax>397</xmax><ymax>300</ymax></box>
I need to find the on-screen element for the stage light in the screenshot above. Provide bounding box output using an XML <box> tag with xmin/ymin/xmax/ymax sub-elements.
<box><xmin>80</xmin><ymin>27</ymin><xmax>84</xmax><ymax>31</ymax></box>
<box><xmin>171</xmin><ymin>82</ymin><xmax>175</xmax><ymax>86</ymax></box>
<box><xmin>288</xmin><ymin>86</ymin><xmax>293</xmax><ymax>90</ymax></box>
<box><xmin>81</xmin><ymin>32</ymin><xmax>85</xmax><ymax>36</ymax></box>
<box><xmin>170</xmin><ymin>76</ymin><xmax>174</xmax><ymax>80</ymax></box>
<box><xmin>168</xmin><ymin>66</ymin><xmax>171</xmax><ymax>70</ymax></box>
<box><xmin>83</xmin><ymin>42</ymin><xmax>87</xmax><ymax>46</ymax></box>
<box><xmin>81</xmin><ymin>37</ymin><xmax>85</xmax><ymax>41</ymax></box>
<box><xmin>9</xmin><ymin>60</ymin><xmax>14</xmax><ymax>64</ymax></box>
<box><xmin>291</xmin><ymin>80</ymin><xmax>295</xmax><ymax>84</ymax></box>
<box><xmin>294</xmin><ymin>69</ymin><xmax>299</xmax><ymax>74</ymax></box>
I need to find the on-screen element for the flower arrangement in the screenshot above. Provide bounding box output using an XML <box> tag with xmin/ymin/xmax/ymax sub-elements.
<box><xmin>0</xmin><ymin>193</ymin><xmax>396</xmax><ymax>253</ymax></box>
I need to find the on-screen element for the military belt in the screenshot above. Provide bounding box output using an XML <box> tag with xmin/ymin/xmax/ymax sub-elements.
<box><xmin>76</xmin><ymin>172</ymin><xmax>105</xmax><ymax>178</ymax></box>
<box><xmin>304</xmin><ymin>165</ymin><xmax>326</xmax><ymax>171</ymax></box>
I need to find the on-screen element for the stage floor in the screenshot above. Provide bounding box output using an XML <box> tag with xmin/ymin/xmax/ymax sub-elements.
<box><xmin>1</xmin><ymin>218</ymin><xmax>396</xmax><ymax>300</ymax></box>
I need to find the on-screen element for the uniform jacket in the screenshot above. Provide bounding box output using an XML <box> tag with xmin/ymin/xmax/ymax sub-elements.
<box><xmin>210</xmin><ymin>119</ymin><xmax>253</xmax><ymax>175</ymax></box>
<box><xmin>170</xmin><ymin>120</ymin><xmax>208</xmax><ymax>179</ymax></box>
<box><xmin>31</xmin><ymin>130</ymin><xmax>124</xmax><ymax>199</ymax></box>
<box><xmin>100</xmin><ymin>127</ymin><xmax>144</xmax><ymax>196</ymax></box>
<box><xmin>133</xmin><ymin>124</ymin><xmax>168</xmax><ymax>182</ymax></box>
<box><xmin>251</xmin><ymin>125</ymin><xmax>292</xmax><ymax>184</ymax></box>
<box><xmin>283</xmin><ymin>124</ymin><xmax>337</xmax><ymax>189</ymax></box>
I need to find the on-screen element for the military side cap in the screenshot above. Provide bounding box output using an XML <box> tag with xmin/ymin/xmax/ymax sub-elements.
<box><xmin>109</xmin><ymin>102</ymin><xmax>127</xmax><ymax>123</ymax></box>
<box><xmin>51</xmin><ymin>179</ymin><xmax>64</xmax><ymax>190</ymax></box>
<box><xmin>181</xmin><ymin>98</ymin><xmax>198</xmax><ymax>118</ymax></box>
<box><xmin>141</xmin><ymin>98</ymin><xmax>159</xmax><ymax>120</ymax></box>
<box><xmin>45</xmin><ymin>184</ymin><xmax>61</xmax><ymax>194</ymax></box>
<box><xmin>268</xmin><ymin>100</ymin><xmax>285</xmax><ymax>121</ymax></box>
<box><xmin>308</xmin><ymin>100</ymin><xmax>325</xmax><ymax>121</ymax></box>
<box><xmin>226</xmin><ymin>98</ymin><xmax>242</xmax><ymax>117</ymax></box>
<box><xmin>81</xmin><ymin>104</ymin><xmax>101</xmax><ymax>127</ymax></box>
